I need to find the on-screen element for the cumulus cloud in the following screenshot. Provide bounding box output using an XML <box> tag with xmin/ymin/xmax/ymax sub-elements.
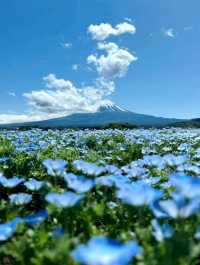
<box><xmin>87</xmin><ymin>42</ymin><xmax>137</xmax><ymax>80</ymax></box>
<box><xmin>163</xmin><ymin>28</ymin><xmax>175</xmax><ymax>38</ymax></box>
<box><xmin>88</xmin><ymin>21</ymin><xmax>136</xmax><ymax>41</ymax></box>
<box><xmin>23</xmin><ymin>74</ymin><xmax>114</xmax><ymax>116</ymax></box>
<box><xmin>43</xmin><ymin>74</ymin><xmax>73</xmax><ymax>90</ymax></box>
<box><xmin>0</xmin><ymin>74</ymin><xmax>115</xmax><ymax>124</ymax></box>
<box><xmin>0</xmin><ymin>21</ymin><xmax>137</xmax><ymax>124</ymax></box>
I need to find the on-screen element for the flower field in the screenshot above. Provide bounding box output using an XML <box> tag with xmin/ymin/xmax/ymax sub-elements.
<box><xmin>0</xmin><ymin>128</ymin><xmax>200</xmax><ymax>265</ymax></box>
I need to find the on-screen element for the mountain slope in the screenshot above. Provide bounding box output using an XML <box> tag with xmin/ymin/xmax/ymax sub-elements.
<box><xmin>0</xmin><ymin>104</ymin><xmax>183</xmax><ymax>128</ymax></box>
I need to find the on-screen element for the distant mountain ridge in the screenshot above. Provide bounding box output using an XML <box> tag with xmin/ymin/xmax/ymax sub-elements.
<box><xmin>169</xmin><ymin>118</ymin><xmax>200</xmax><ymax>128</ymax></box>
<box><xmin>0</xmin><ymin>103</ymin><xmax>184</xmax><ymax>128</ymax></box>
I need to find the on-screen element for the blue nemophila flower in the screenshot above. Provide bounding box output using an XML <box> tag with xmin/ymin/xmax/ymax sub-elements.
<box><xmin>151</xmin><ymin>193</ymin><xmax>200</xmax><ymax>219</ymax></box>
<box><xmin>24</xmin><ymin>210</ymin><xmax>48</xmax><ymax>225</ymax></box>
<box><xmin>104</xmin><ymin>165</ymin><xmax>122</xmax><ymax>175</ymax></box>
<box><xmin>64</xmin><ymin>173</ymin><xmax>95</xmax><ymax>193</ymax></box>
<box><xmin>128</xmin><ymin>166</ymin><xmax>146</xmax><ymax>179</ymax></box>
<box><xmin>43</xmin><ymin>159</ymin><xmax>67</xmax><ymax>177</ymax></box>
<box><xmin>0</xmin><ymin>217</ymin><xmax>23</xmax><ymax>241</ymax></box>
<box><xmin>151</xmin><ymin>219</ymin><xmax>173</xmax><ymax>242</ymax></box>
<box><xmin>117</xmin><ymin>183</ymin><xmax>163</xmax><ymax>206</ymax></box>
<box><xmin>122</xmin><ymin>162</ymin><xmax>146</xmax><ymax>178</ymax></box>
<box><xmin>96</xmin><ymin>175</ymin><xmax>130</xmax><ymax>188</ymax></box>
<box><xmin>73</xmin><ymin>160</ymin><xmax>106</xmax><ymax>176</ymax></box>
<box><xmin>177</xmin><ymin>164</ymin><xmax>200</xmax><ymax>175</ymax></box>
<box><xmin>143</xmin><ymin>155</ymin><xmax>165</xmax><ymax>170</ymax></box>
<box><xmin>9</xmin><ymin>193</ymin><xmax>32</xmax><ymax>205</ymax></box>
<box><xmin>24</xmin><ymin>179</ymin><xmax>45</xmax><ymax>191</ymax></box>
<box><xmin>71</xmin><ymin>236</ymin><xmax>142</xmax><ymax>265</ymax></box>
<box><xmin>163</xmin><ymin>154</ymin><xmax>187</xmax><ymax>167</ymax></box>
<box><xmin>177</xmin><ymin>143</ymin><xmax>190</xmax><ymax>153</ymax></box>
<box><xmin>45</xmin><ymin>192</ymin><xmax>84</xmax><ymax>208</ymax></box>
<box><xmin>138</xmin><ymin>176</ymin><xmax>161</xmax><ymax>186</ymax></box>
<box><xmin>0</xmin><ymin>175</ymin><xmax>24</xmax><ymax>188</ymax></box>
<box><xmin>170</xmin><ymin>173</ymin><xmax>200</xmax><ymax>199</ymax></box>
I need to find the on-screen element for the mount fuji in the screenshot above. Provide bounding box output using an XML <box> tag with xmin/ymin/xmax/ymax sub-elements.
<box><xmin>0</xmin><ymin>103</ymin><xmax>183</xmax><ymax>128</ymax></box>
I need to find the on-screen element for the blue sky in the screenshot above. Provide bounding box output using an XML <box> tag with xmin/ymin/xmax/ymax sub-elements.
<box><xmin>0</xmin><ymin>0</ymin><xmax>199</xmax><ymax>122</ymax></box>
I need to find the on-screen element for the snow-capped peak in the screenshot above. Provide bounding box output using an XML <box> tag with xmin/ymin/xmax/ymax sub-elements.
<box><xmin>98</xmin><ymin>102</ymin><xmax>128</xmax><ymax>112</ymax></box>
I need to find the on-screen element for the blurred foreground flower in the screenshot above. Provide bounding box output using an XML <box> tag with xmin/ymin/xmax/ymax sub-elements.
<box><xmin>9</xmin><ymin>193</ymin><xmax>32</xmax><ymax>205</ymax></box>
<box><xmin>71</xmin><ymin>236</ymin><xmax>142</xmax><ymax>265</ymax></box>
<box><xmin>24</xmin><ymin>179</ymin><xmax>45</xmax><ymax>191</ymax></box>
<box><xmin>64</xmin><ymin>173</ymin><xmax>95</xmax><ymax>193</ymax></box>
<box><xmin>45</xmin><ymin>192</ymin><xmax>83</xmax><ymax>208</ymax></box>
<box><xmin>117</xmin><ymin>183</ymin><xmax>163</xmax><ymax>206</ymax></box>
<box><xmin>43</xmin><ymin>159</ymin><xmax>67</xmax><ymax>177</ymax></box>
<box><xmin>151</xmin><ymin>193</ymin><xmax>200</xmax><ymax>219</ymax></box>
<box><xmin>0</xmin><ymin>217</ymin><xmax>22</xmax><ymax>241</ymax></box>
<box><xmin>24</xmin><ymin>209</ymin><xmax>48</xmax><ymax>225</ymax></box>
<box><xmin>151</xmin><ymin>219</ymin><xmax>173</xmax><ymax>242</ymax></box>
<box><xmin>0</xmin><ymin>175</ymin><xmax>24</xmax><ymax>188</ymax></box>
<box><xmin>73</xmin><ymin>160</ymin><xmax>106</xmax><ymax>176</ymax></box>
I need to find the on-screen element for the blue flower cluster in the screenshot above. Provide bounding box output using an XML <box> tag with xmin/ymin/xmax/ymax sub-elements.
<box><xmin>0</xmin><ymin>128</ymin><xmax>200</xmax><ymax>264</ymax></box>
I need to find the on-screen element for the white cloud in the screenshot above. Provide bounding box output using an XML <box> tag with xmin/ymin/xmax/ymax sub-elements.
<box><xmin>0</xmin><ymin>73</ymin><xmax>115</xmax><ymax>124</ymax></box>
<box><xmin>43</xmin><ymin>74</ymin><xmax>73</xmax><ymax>90</ymax></box>
<box><xmin>23</xmin><ymin>74</ymin><xmax>114</xmax><ymax>117</ymax></box>
<box><xmin>87</xmin><ymin>42</ymin><xmax>137</xmax><ymax>80</ymax></box>
<box><xmin>0</xmin><ymin>113</ymin><xmax>51</xmax><ymax>124</ymax></box>
<box><xmin>0</xmin><ymin>20</ymin><xmax>137</xmax><ymax>124</ymax></box>
<box><xmin>163</xmin><ymin>28</ymin><xmax>175</xmax><ymax>38</ymax></box>
<box><xmin>88</xmin><ymin>21</ymin><xmax>136</xmax><ymax>41</ymax></box>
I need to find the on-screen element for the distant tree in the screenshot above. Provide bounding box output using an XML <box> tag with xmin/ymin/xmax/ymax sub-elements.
<box><xmin>102</xmin><ymin>123</ymin><xmax>138</xmax><ymax>129</ymax></box>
